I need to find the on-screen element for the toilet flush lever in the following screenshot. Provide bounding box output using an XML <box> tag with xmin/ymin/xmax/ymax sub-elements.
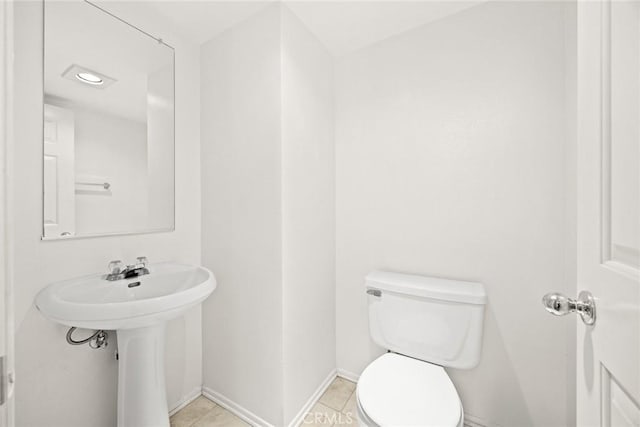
<box><xmin>367</xmin><ymin>289</ymin><xmax>382</xmax><ymax>297</ymax></box>
<box><xmin>542</xmin><ymin>290</ymin><xmax>596</xmax><ymax>325</ymax></box>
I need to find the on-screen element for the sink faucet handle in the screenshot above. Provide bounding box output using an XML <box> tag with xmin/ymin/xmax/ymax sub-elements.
<box><xmin>108</xmin><ymin>260</ymin><xmax>124</xmax><ymax>275</ymax></box>
<box><xmin>136</xmin><ymin>256</ymin><xmax>148</xmax><ymax>267</ymax></box>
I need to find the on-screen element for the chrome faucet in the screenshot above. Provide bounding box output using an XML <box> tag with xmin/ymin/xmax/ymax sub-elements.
<box><xmin>106</xmin><ymin>257</ymin><xmax>150</xmax><ymax>281</ymax></box>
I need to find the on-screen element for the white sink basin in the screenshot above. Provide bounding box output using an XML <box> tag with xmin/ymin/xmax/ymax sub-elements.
<box><xmin>35</xmin><ymin>262</ymin><xmax>216</xmax><ymax>427</ymax></box>
<box><xmin>36</xmin><ymin>262</ymin><xmax>215</xmax><ymax>330</ymax></box>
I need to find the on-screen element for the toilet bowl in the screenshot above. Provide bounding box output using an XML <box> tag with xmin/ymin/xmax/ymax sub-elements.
<box><xmin>355</xmin><ymin>353</ymin><xmax>463</xmax><ymax>427</ymax></box>
<box><xmin>360</xmin><ymin>271</ymin><xmax>487</xmax><ymax>427</ymax></box>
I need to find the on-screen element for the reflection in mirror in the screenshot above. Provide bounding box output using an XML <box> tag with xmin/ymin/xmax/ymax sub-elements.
<box><xmin>43</xmin><ymin>1</ymin><xmax>175</xmax><ymax>239</ymax></box>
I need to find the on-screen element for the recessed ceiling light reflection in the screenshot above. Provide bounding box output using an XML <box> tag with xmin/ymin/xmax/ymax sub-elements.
<box><xmin>61</xmin><ymin>64</ymin><xmax>116</xmax><ymax>89</ymax></box>
<box><xmin>75</xmin><ymin>72</ymin><xmax>104</xmax><ymax>85</ymax></box>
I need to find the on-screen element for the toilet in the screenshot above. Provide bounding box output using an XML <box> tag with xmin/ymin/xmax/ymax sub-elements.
<box><xmin>356</xmin><ymin>270</ymin><xmax>487</xmax><ymax>427</ymax></box>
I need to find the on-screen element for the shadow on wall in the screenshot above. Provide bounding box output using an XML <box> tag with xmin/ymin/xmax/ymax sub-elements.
<box><xmin>448</xmin><ymin>306</ymin><xmax>534</xmax><ymax>427</ymax></box>
<box><xmin>166</xmin><ymin>315</ymin><xmax>189</xmax><ymax>407</ymax></box>
<box><xmin>16</xmin><ymin>307</ymin><xmax>118</xmax><ymax>427</ymax></box>
<box><xmin>16</xmin><ymin>306</ymin><xmax>195</xmax><ymax>427</ymax></box>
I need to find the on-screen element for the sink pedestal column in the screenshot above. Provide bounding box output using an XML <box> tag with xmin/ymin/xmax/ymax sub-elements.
<box><xmin>117</xmin><ymin>323</ymin><xmax>169</xmax><ymax>427</ymax></box>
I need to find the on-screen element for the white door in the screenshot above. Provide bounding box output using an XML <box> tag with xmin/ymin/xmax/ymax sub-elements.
<box><xmin>43</xmin><ymin>103</ymin><xmax>75</xmax><ymax>238</ymax></box>
<box><xmin>577</xmin><ymin>0</ymin><xmax>640</xmax><ymax>425</ymax></box>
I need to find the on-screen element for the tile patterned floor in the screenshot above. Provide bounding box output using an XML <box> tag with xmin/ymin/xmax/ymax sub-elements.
<box><xmin>170</xmin><ymin>377</ymin><xmax>357</xmax><ymax>427</ymax></box>
<box><xmin>170</xmin><ymin>396</ymin><xmax>249</xmax><ymax>427</ymax></box>
<box><xmin>303</xmin><ymin>377</ymin><xmax>357</xmax><ymax>427</ymax></box>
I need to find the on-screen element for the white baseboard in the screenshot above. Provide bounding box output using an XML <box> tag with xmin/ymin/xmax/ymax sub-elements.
<box><xmin>169</xmin><ymin>387</ymin><xmax>203</xmax><ymax>416</ymax></box>
<box><xmin>201</xmin><ymin>370</ymin><xmax>338</xmax><ymax>427</ymax></box>
<box><xmin>336</xmin><ymin>368</ymin><xmax>360</xmax><ymax>383</ymax></box>
<box><xmin>287</xmin><ymin>369</ymin><xmax>337</xmax><ymax>427</ymax></box>
<box><xmin>202</xmin><ymin>386</ymin><xmax>275</xmax><ymax>427</ymax></box>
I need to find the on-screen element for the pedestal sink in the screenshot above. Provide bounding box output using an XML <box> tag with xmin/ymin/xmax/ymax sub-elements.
<box><xmin>35</xmin><ymin>262</ymin><xmax>216</xmax><ymax>427</ymax></box>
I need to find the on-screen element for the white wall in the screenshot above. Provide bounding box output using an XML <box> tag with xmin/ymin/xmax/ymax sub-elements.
<box><xmin>281</xmin><ymin>6</ymin><xmax>335</xmax><ymax>425</ymax></box>
<box><xmin>334</xmin><ymin>2</ymin><xmax>574</xmax><ymax>426</ymax></box>
<box><xmin>200</xmin><ymin>6</ymin><xmax>284</xmax><ymax>425</ymax></box>
<box><xmin>201</xmin><ymin>5</ymin><xmax>335</xmax><ymax>426</ymax></box>
<box><xmin>13</xmin><ymin>2</ymin><xmax>202</xmax><ymax>426</ymax></box>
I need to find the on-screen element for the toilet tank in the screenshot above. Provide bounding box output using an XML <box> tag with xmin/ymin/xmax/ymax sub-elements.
<box><xmin>366</xmin><ymin>270</ymin><xmax>487</xmax><ymax>369</ymax></box>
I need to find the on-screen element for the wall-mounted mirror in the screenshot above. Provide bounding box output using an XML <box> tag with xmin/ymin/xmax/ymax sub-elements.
<box><xmin>42</xmin><ymin>1</ymin><xmax>175</xmax><ymax>240</ymax></box>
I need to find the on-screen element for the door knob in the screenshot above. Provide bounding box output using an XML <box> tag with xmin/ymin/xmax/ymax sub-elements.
<box><xmin>542</xmin><ymin>290</ymin><xmax>596</xmax><ymax>325</ymax></box>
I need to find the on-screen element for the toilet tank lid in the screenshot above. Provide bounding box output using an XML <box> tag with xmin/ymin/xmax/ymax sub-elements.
<box><xmin>365</xmin><ymin>270</ymin><xmax>487</xmax><ymax>305</ymax></box>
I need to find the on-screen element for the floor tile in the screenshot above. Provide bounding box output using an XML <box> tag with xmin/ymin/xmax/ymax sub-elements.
<box><xmin>301</xmin><ymin>402</ymin><xmax>344</xmax><ymax>427</ymax></box>
<box><xmin>170</xmin><ymin>396</ymin><xmax>218</xmax><ymax>427</ymax></box>
<box><xmin>319</xmin><ymin>378</ymin><xmax>356</xmax><ymax>411</ymax></box>
<box><xmin>341</xmin><ymin>391</ymin><xmax>357</xmax><ymax>418</ymax></box>
<box><xmin>191</xmin><ymin>405</ymin><xmax>250</xmax><ymax>427</ymax></box>
<box><xmin>334</xmin><ymin>412</ymin><xmax>357</xmax><ymax>426</ymax></box>
<box><xmin>170</xmin><ymin>377</ymin><xmax>359</xmax><ymax>427</ymax></box>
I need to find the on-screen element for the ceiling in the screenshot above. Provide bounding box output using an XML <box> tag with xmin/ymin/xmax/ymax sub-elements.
<box><xmin>142</xmin><ymin>1</ymin><xmax>276</xmax><ymax>45</ymax></box>
<box><xmin>285</xmin><ymin>1</ymin><xmax>482</xmax><ymax>57</ymax></box>
<box><xmin>119</xmin><ymin>1</ymin><xmax>483</xmax><ymax>57</ymax></box>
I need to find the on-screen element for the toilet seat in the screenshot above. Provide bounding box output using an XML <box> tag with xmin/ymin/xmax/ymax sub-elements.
<box><xmin>356</xmin><ymin>353</ymin><xmax>463</xmax><ymax>427</ymax></box>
